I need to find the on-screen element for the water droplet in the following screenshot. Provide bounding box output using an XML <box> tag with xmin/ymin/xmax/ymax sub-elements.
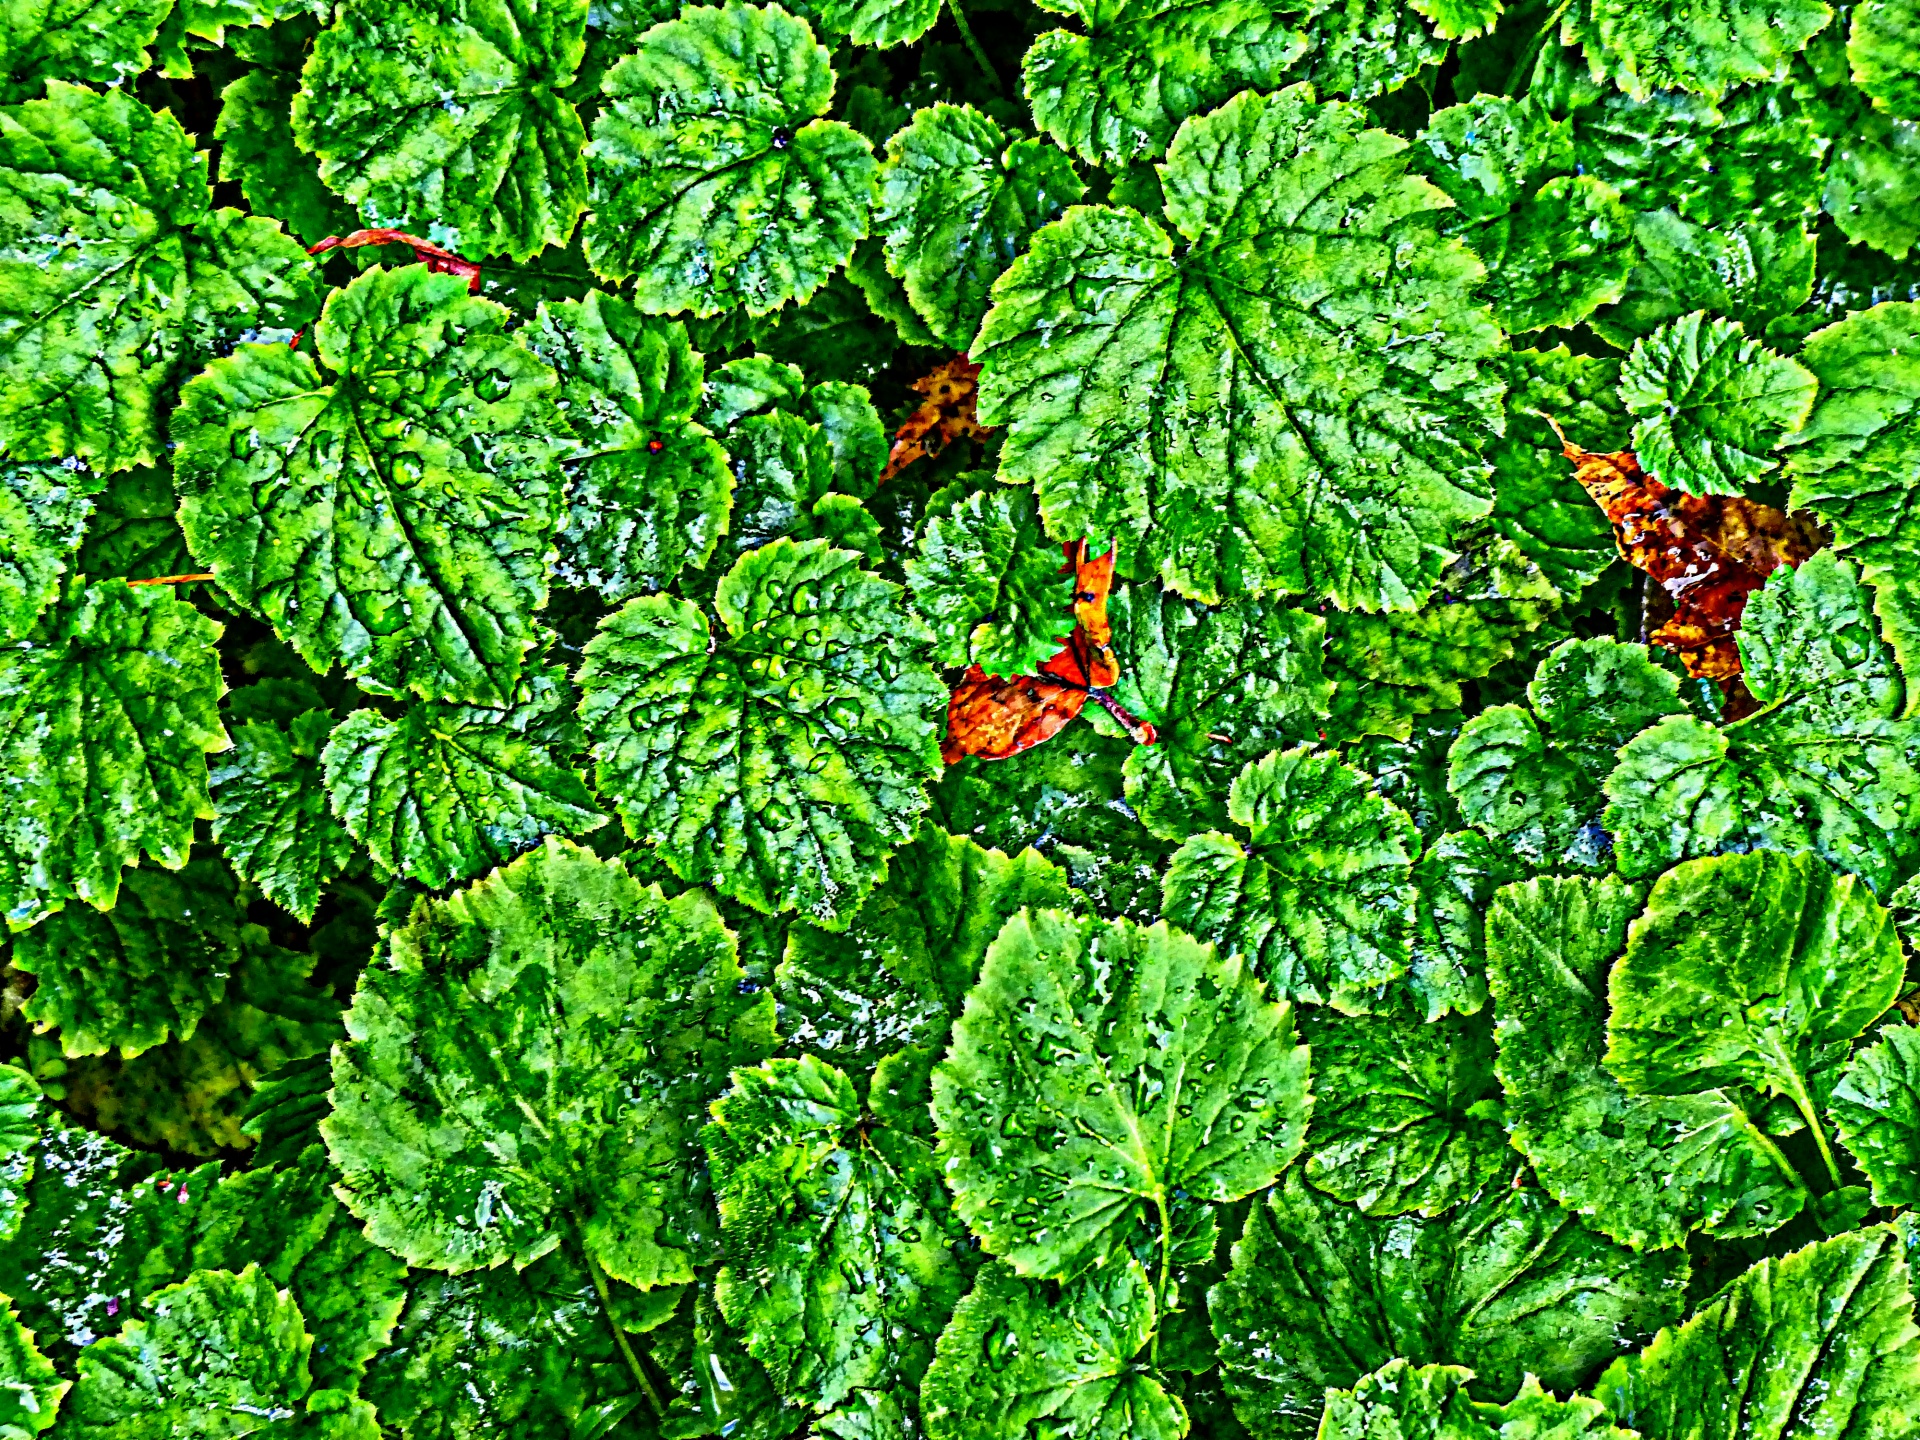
<box><xmin>230</xmin><ymin>428</ymin><xmax>258</xmax><ymax>459</ymax></box>
<box><xmin>982</xmin><ymin>1318</ymin><xmax>1018</xmax><ymax>1371</ymax></box>
<box><xmin>806</xmin><ymin>751</ymin><xmax>830</xmax><ymax>773</ymax></box>
<box><xmin>476</xmin><ymin>369</ymin><xmax>513</xmax><ymax>401</ymax></box>
<box><xmin>391</xmin><ymin>451</ymin><xmax>426</xmax><ymax>488</ymax></box>
<box><xmin>762</xmin><ymin>799</ymin><xmax>794</xmax><ymax>830</ymax></box>
<box><xmin>825</xmin><ymin>697</ymin><xmax>862</xmax><ymax>730</ymax></box>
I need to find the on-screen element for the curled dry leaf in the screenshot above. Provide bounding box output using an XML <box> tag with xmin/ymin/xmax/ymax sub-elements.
<box><xmin>879</xmin><ymin>355</ymin><xmax>992</xmax><ymax>482</ymax></box>
<box><xmin>942</xmin><ymin>542</ymin><xmax>1158</xmax><ymax>762</ymax></box>
<box><xmin>305</xmin><ymin>228</ymin><xmax>483</xmax><ymax>293</ymax></box>
<box><xmin>1558</xmin><ymin>428</ymin><xmax>1823</xmax><ymax>703</ymax></box>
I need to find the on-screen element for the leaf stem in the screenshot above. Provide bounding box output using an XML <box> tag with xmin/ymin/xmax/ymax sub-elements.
<box><xmin>1504</xmin><ymin>0</ymin><xmax>1575</xmax><ymax>97</ymax></box>
<box><xmin>946</xmin><ymin>0</ymin><xmax>1001</xmax><ymax>91</ymax></box>
<box><xmin>1149</xmin><ymin>1191</ymin><xmax>1172</xmax><ymax>1368</ymax></box>
<box><xmin>579</xmin><ymin>1238</ymin><xmax>665</xmax><ymax>1417</ymax></box>
<box><xmin>1783</xmin><ymin>1073</ymin><xmax>1847</xmax><ymax>1192</ymax></box>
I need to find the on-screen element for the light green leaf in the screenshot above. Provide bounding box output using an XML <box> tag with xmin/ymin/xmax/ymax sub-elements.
<box><xmin>1020</xmin><ymin>0</ymin><xmax>1307</xmax><ymax>168</ymax></box>
<box><xmin>816</xmin><ymin>0</ymin><xmax>939</xmax><ymax>45</ymax></box>
<box><xmin>903</xmin><ymin>484</ymin><xmax>1073</xmax><ymax>678</ymax></box>
<box><xmin>1448</xmin><ymin>638</ymin><xmax>1682</xmax><ymax>869</ymax></box>
<box><xmin>930</xmin><ymin>907</ymin><xmax>1312</xmax><ymax>1279</ymax></box>
<box><xmin>1591</xmin><ymin>211</ymin><xmax>1815</xmax><ymax>349</ymax></box>
<box><xmin>213</xmin><ymin>68</ymin><xmax>356</xmax><ymax>249</ymax></box>
<box><xmin>1299</xmin><ymin>995</ymin><xmax>1509</xmax><ymax>1217</ymax></box>
<box><xmin>173</xmin><ymin>264</ymin><xmax>570</xmax><ymax>707</ymax></box>
<box><xmin>324</xmin><ymin>839</ymin><xmax>774</xmax><ymax>1285</ymax></box>
<box><xmin>920</xmin><ymin>1258</ymin><xmax>1186</xmax><ymax>1440</ymax></box>
<box><xmin>975</xmin><ymin>84</ymin><xmax>1505</xmax><ymax>610</ymax></box>
<box><xmin>1619</xmin><ymin>311</ymin><xmax>1818</xmax><ymax>497</ymax></box>
<box><xmin>362</xmin><ymin>1248</ymin><xmax>679</xmax><ymax>1440</ymax></box>
<box><xmin>0</xmin><ymin>82</ymin><xmax>317</xmax><ymax>472</ymax></box>
<box><xmin>1162</xmin><ymin>748</ymin><xmax>1420</xmax><ymax>1013</ymax></box>
<box><xmin>0</xmin><ymin>1291</ymin><xmax>66</xmax><ymax>1440</ymax></box>
<box><xmin>1317</xmin><ymin>1361</ymin><xmax>1491</xmax><ymax>1440</ymax></box>
<box><xmin>1477</xmin><ymin>1375</ymin><xmax>1638</xmax><ymax>1440</ymax></box>
<box><xmin>321</xmin><ymin>677</ymin><xmax>603</xmax><ymax>891</ymax></box>
<box><xmin>1291</xmin><ymin>0</ymin><xmax>1448</xmax><ymax>100</ymax></box>
<box><xmin>1487</xmin><ymin>348</ymin><xmax>1625</xmax><ymax>599</ymax></box>
<box><xmin>1485</xmin><ymin>874</ymin><xmax>1808</xmax><ymax>1250</ymax></box>
<box><xmin>1831</xmin><ymin>1024</ymin><xmax>1920</xmax><ymax>1207</ymax></box>
<box><xmin>1604</xmin><ymin>850</ymin><xmax>1902</xmax><ymax>1184</ymax></box>
<box><xmin>0</xmin><ymin>579</ymin><xmax>226</xmax><ymax>923</ymax></box>
<box><xmin>1786</xmin><ymin>301</ymin><xmax>1920</xmax><ymax>669</ymax></box>
<box><xmin>292</xmin><ymin>0</ymin><xmax>588</xmax><ymax>262</ymax></box>
<box><xmin>64</xmin><ymin>1266</ymin><xmax>310</xmax><ymax>1439</ymax></box>
<box><xmin>584</xmin><ymin>2</ymin><xmax>876</xmax><ymax>317</ymax></box>
<box><xmin>1566</xmin><ymin>0</ymin><xmax>1834</xmax><ymax>101</ymax></box>
<box><xmin>0</xmin><ymin>462</ymin><xmax>95</xmax><ymax>642</ymax></box>
<box><xmin>578</xmin><ymin>538</ymin><xmax>944</xmax><ymax>926</ymax></box>
<box><xmin>0</xmin><ymin>0</ymin><xmax>171</xmax><ymax>103</ymax></box>
<box><xmin>708</xmin><ymin>1055</ymin><xmax>965</xmax><ymax>1414</ymax></box>
<box><xmin>1603</xmin><ymin>551</ymin><xmax>1920</xmax><ymax>893</ymax></box>
<box><xmin>1591</xmin><ymin>1224</ymin><xmax>1920</xmax><ymax>1440</ymax></box>
<box><xmin>1852</xmin><ymin>0</ymin><xmax>1920</xmax><ymax>120</ymax></box>
<box><xmin>1406</xmin><ymin>829</ymin><xmax>1526</xmax><ymax>1021</ymax></box>
<box><xmin>211</xmin><ymin>710</ymin><xmax>354</xmax><ymax>925</ymax></box>
<box><xmin>12</xmin><ymin>855</ymin><xmax>245</xmax><ymax>1060</ymax></box>
<box><xmin>875</xmin><ymin>105</ymin><xmax>1084</xmax><ymax>350</ymax></box>
<box><xmin>1413</xmin><ymin>96</ymin><xmax>1633</xmax><ymax>334</ymax></box>
<box><xmin>523</xmin><ymin>290</ymin><xmax>732</xmax><ymax>602</ymax></box>
<box><xmin>1104</xmin><ymin>584</ymin><xmax>1332</xmax><ymax>840</ymax></box>
<box><xmin>775</xmin><ymin>824</ymin><xmax>1073</xmax><ymax>1073</ymax></box>
<box><xmin>0</xmin><ymin>1066</ymin><xmax>36</xmax><ymax>1244</ymax></box>
<box><xmin>1210</xmin><ymin>1169</ymin><xmax>1688</xmax><ymax>1440</ymax></box>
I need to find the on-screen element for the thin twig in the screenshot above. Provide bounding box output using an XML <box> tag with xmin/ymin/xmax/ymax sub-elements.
<box><xmin>126</xmin><ymin>573</ymin><xmax>215</xmax><ymax>586</ymax></box>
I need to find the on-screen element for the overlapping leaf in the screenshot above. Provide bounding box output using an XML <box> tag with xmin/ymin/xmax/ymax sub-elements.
<box><xmin>1563</xmin><ymin>0</ymin><xmax>1835</xmax><ymax>101</ymax></box>
<box><xmin>904</xmin><ymin>484</ymin><xmax>1074</xmax><ymax>679</ymax></box>
<box><xmin>211</xmin><ymin>707</ymin><xmax>354</xmax><ymax>924</ymax></box>
<box><xmin>1832</xmin><ymin>1024</ymin><xmax>1920</xmax><ymax>1207</ymax></box>
<box><xmin>0</xmin><ymin>463</ymin><xmax>96</xmax><ymax>641</ymax></box>
<box><xmin>0</xmin><ymin>0</ymin><xmax>173</xmax><ymax>102</ymax></box>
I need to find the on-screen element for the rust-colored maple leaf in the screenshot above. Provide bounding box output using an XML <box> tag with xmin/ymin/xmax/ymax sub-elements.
<box><xmin>307</xmin><ymin>228</ymin><xmax>483</xmax><ymax>292</ymax></box>
<box><xmin>1558</xmin><ymin>428</ymin><xmax>1824</xmax><ymax>706</ymax></box>
<box><xmin>880</xmin><ymin>356</ymin><xmax>992</xmax><ymax>483</ymax></box>
<box><xmin>942</xmin><ymin>541</ymin><xmax>1158</xmax><ymax>762</ymax></box>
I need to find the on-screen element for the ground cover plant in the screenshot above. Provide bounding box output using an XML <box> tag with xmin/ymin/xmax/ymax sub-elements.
<box><xmin>5</xmin><ymin>0</ymin><xmax>1920</xmax><ymax>1433</ymax></box>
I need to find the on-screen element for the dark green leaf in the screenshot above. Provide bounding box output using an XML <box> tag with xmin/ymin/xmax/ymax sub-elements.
<box><xmin>1831</xmin><ymin>1024</ymin><xmax>1920</xmax><ymax>1206</ymax></box>
<box><xmin>212</xmin><ymin>709</ymin><xmax>356</xmax><ymax>924</ymax></box>
<box><xmin>903</xmin><ymin>483</ymin><xmax>1073</xmax><ymax>679</ymax></box>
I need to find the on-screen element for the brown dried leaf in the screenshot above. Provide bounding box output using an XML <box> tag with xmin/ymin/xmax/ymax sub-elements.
<box><xmin>880</xmin><ymin>355</ymin><xmax>991</xmax><ymax>483</ymax></box>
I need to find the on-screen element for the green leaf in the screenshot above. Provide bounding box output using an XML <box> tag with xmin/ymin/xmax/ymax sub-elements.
<box><xmin>1487</xmin><ymin>348</ymin><xmax>1625</xmax><ymax>599</ymax></box>
<box><xmin>1019</xmin><ymin>0</ymin><xmax>1307</xmax><ymax>168</ymax></box>
<box><xmin>1831</xmin><ymin>1024</ymin><xmax>1920</xmax><ymax>1207</ymax></box>
<box><xmin>12</xmin><ymin>855</ymin><xmax>246</xmax><ymax>1060</ymax></box>
<box><xmin>173</xmin><ymin>264</ymin><xmax>570</xmax><ymax>706</ymax></box>
<box><xmin>1852</xmin><ymin>0</ymin><xmax>1920</xmax><ymax>121</ymax></box>
<box><xmin>1604</xmin><ymin>850</ymin><xmax>1902</xmax><ymax>1180</ymax></box>
<box><xmin>73</xmin><ymin>465</ymin><xmax>192</xmax><ymax>585</ymax></box>
<box><xmin>1447</xmin><ymin>638</ymin><xmax>1682</xmax><ymax>869</ymax></box>
<box><xmin>0</xmin><ymin>0</ymin><xmax>171</xmax><ymax>104</ymax></box>
<box><xmin>707</xmin><ymin>1055</ymin><xmax>966</xmax><ymax>1415</ymax></box>
<box><xmin>1566</xmin><ymin>0</ymin><xmax>1835</xmax><ymax>101</ymax></box>
<box><xmin>920</xmin><ymin>1258</ymin><xmax>1186</xmax><ymax>1440</ymax></box>
<box><xmin>975</xmin><ymin>84</ymin><xmax>1505</xmax><ymax>610</ymax></box>
<box><xmin>1406</xmin><ymin>829</ymin><xmax>1526</xmax><ymax>1021</ymax></box>
<box><xmin>1476</xmin><ymin>1375</ymin><xmax>1638</xmax><ymax>1440</ymax></box>
<box><xmin>1786</xmin><ymin>301</ymin><xmax>1920</xmax><ymax>669</ymax></box>
<box><xmin>584</xmin><ymin>2</ymin><xmax>876</xmax><ymax>317</ymax></box>
<box><xmin>1210</xmin><ymin>1170</ymin><xmax>1689</xmax><ymax>1440</ymax></box>
<box><xmin>0</xmin><ymin>579</ymin><xmax>226</xmax><ymax>923</ymax></box>
<box><xmin>239</xmin><ymin>1055</ymin><xmax>332</xmax><ymax>1170</ymax></box>
<box><xmin>0</xmin><ymin>1290</ymin><xmax>65</xmax><ymax>1439</ymax></box>
<box><xmin>874</xmin><ymin>105</ymin><xmax>1084</xmax><ymax>350</ymax></box>
<box><xmin>1291</xmin><ymin>0</ymin><xmax>1448</xmax><ymax>100</ymax></box>
<box><xmin>1618</xmin><ymin>312</ymin><xmax>1818</xmax><ymax>497</ymax></box>
<box><xmin>324</xmin><ymin>839</ymin><xmax>774</xmax><ymax>1285</ymax></box>
<box><xmin>1322</xmin><ymin>536</ymin><xmax>1563</xmax><ymax>743</ymax></box>
<box><xmin>322</xmin><ymin>679</ymin><xmax>603</xmax><ymax>891</ymax></box>
<box><xmin>0</xmin><ymin>462</ymin><xmax>95</xmax><ymax>642</ymax></box>
<box><xmin>1590</xmin><ymin>211</ymin><xmax>1815</xmax><ymax>350</ymax></box>
<box><xmin>1484</xmin><ymin>874</ymin><xmax>1808</xmax><ymax>1250</ymax></box>
<box><xmin>903</xmin><ymin>483</ymin><xmax>1073</xmax><ymax>678</ymax></box>
<box><xmin>775</xmin><ymin>823</ymin><xmax>1073</xmax><ymax>1073</ymax></box>
<box><xmin>1316</xmin><ymin>1361</ymin><xmax>1490</xmax><ymax>1440</ymax></box>
<box><xmin>523</xmin><ymin>291</ymin><xmax>733</xmax><ymax>602</ymax></box>
<box><xmin>1162</xmin><ymin>748</ymin><xmax>1420</xmax><ymax>1013</ymax></box>
<box><xmin>211</xmin><ymin>710</ymin><xmax>355</xmax><ymax>925</ymax></box>
<box><xmin>0</xmin><ymin>1065</ymin><xmax>36</xmax><ymax>1245</ymax></box>
<box><xmin>578</xmin><ymin>538</ymin><xmax>944</xmax><ymax>926</ymax></box>
<box><xmin>1603</xmin><ymin>551</ymin><xmax>1920</xmax><ymax>894</ymax></box>
<box><xmin>930</xmin><ymin>907</ymin><xmax>1312</xmax><ymax>1279</ymax></box>
<box><xmin>1299</xmin><ymin>994</ymin><xmax>1510</xmax><ymax>1218</ymax></box>
<box><xmin>0</xmin><ymin>82</ymin><xmax>318</xmax><ymax>472</ymax></box>
<box><xmin>816</xmin><ymin>0</ymin><xmax>939</xmax><ymax>46</ymax></box>
<box><xmin>213</xmin><ymin>68</ymin><xmax>356</xmax><ymax>249</ymax></box>
<box><xmin>1591</xmin><ymin>1223</ymin><xmax>1920</xmax><ymax>1440</ymax></box>
<box><xmin>1413</xmin><ymin>96</ymin><xmax>1634</xmax><ymax>334</ymax></box>
<box><xmin>1104</xmin><ymin>584</ymin><xmax>1332</xmax><ymax>841</ymax></box>
<box><xmin>362</xmin><ymin>1248</ymin><xmax>679</xmax><ymax>1440</ymax></box>
<box><xmin>65</xmin><ymin>1265</ymin><xmax>311</xmax><ymax>1439</ymax></box>
<box><xmin>291</xmin><ymin>0</ymin><xmax>588</xmax><ymax>262</ymax></box>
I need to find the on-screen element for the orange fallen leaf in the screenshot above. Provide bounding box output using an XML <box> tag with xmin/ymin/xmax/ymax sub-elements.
<box><xmin>880</xmin><ymin>356</ymin><xmax>992</xmax><ymax>483</ymax></box>
<box><xmin>942</xmin><ymin>541</ymin><xmax>1157</xmax><ymax>762</ymax></box>
<box><xmin>1557</xmin><ymin>427</ymin><xmax>1823</xmax><ymax>708</ymax></box>
<box><xmin>307</xmin><ymin>228</ymin><xmax>483</xmax><ymax>292</ymax></box>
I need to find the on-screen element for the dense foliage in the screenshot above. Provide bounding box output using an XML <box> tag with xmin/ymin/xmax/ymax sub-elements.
<box><xmin>4</xmin><ymin>0</ymin><xmax>1920</xmax><ymax>1436</ymax></box>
